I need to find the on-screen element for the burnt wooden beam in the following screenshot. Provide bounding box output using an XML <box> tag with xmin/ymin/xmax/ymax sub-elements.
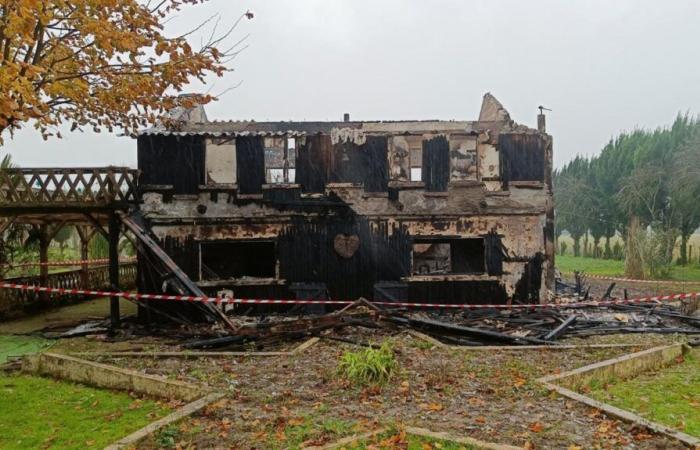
<box><xmin>543</xmin><ymin>315</ymin><xmax>577</xmax><ymax>341</ymax></box>
<box><xmin>44</xmin><ymin>219</ymin><xmax>68</xmax><ymax>242</ymax></box>
<box><xmin>602</xmin><ymin>282</ymin><xmax>616</xmax><ymax>300</ymax></box>
<box><xmin>119</xmin><ymin>211</ymin><xmax>241</xmax><ymax>333</ymax></box>
<box><xmin>83</xmin><ymin>213</ymin><xmax>108</xmax><ymax>239</ymax></box>
<box><xmin>0</xmin><ymin>216</ymin><xmax>16</xmax><ymax>235</ymax></box>
<box><xmin>383</xmin><ymin>315</ymin><xmax>552</xmax><ymax>346</ymax></box>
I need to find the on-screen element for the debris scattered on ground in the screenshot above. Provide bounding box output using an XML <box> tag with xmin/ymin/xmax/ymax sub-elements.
<box><xmin>43</xmin><ymin>295</ymin><xmax>700</xmax><ymax>351</ymax></box>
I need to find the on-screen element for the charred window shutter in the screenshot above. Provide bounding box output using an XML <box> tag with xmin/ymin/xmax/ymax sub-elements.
<box><xmin>362</xmin><ymin>136</ymin><xmax>388</xmax><ymax>192</ymax></box>
<box><xmin>236</xmin><ymin>136</ymin><xmax>266</xmax><ymax>194</ymax></box>
<box><xmin>422</xmin><ymin>136</ymin><xmax>449</xmax><ymax>192</ymax></box>
<box><xmin>331</xmin><ymin>142</ymin><xmax>363</xmax><ymax>184</ymax></box>
<box><xmin>499</xmin><ymin>134</ymin><xmax>545</xmax><ymax>186</ymax></box>
<box><xmin>329</xmin><ymin>136</ymin><xmax>388</xmax><ymax>191</ymax></box>
<box><xmin>297</xmin><ymin>135</ymin><xmax>331</xmax><ymax>193</ymax></box>
<box><xmin>137</xmin><ymin>135</ymin><xmax>204</xmax><ymax>194</ymax></box>
<box><xmin>484</xmin><ymin>231</ymin><xmax>505</xmax><ymax>275</ymax></box>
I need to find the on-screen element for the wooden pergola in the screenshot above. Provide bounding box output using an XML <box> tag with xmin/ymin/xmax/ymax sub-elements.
<box><xmin>0</xmin><ymin>167</ymin><xmax>140</xmax><ymax>327</ymax></box>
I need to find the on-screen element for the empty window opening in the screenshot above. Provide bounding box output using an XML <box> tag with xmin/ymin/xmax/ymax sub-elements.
<box><xmin>264</xmin><ymin>137</ymin><xmax>296</xmax><ymax>184</ymax></box>
<box><xmin>200</xmin><ymin>241</ymin><xmax>276</xmax><ymax>280</ymax></box>
<box><xmin>412</xmin><ymin>238</ymin><xmax>485</xmax><ymax>275</ymax></box>
<box><xmin>409</xmin><ymin>138</ymin><xmax>422</xmax><ymax>181</ymax></box>
<box><xmin>205</xmin><ymin>138</ymin><xmax>236</xmax><ymax>184</ymax></box>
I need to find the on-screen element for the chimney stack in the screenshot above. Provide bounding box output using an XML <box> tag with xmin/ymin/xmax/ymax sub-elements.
<box><xmin>537</xmin><ymin>106</ymin><xmax>550</xmax><ymax>133</ymax></box>
<box><xmin>343</xmin><ymin>113</ymin><xmax>350</xmax><ymax>123</ymax></box>
<box><xmin>537</xmin><ymin>114</ymin><xmax>546</xmax><ymax>133</ymax></box>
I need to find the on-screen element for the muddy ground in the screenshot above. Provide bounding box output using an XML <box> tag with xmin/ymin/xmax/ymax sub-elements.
<box><xmin>50</xmin><ymin>329</ymin><xmax>689</xmax><ymax>450</ymax></box>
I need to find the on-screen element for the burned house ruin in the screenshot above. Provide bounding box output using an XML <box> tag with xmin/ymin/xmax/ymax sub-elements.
<box><xmin>136</xmin><ymin>93</ymin><xmax>554</xmax><ymax>307</ymax></box>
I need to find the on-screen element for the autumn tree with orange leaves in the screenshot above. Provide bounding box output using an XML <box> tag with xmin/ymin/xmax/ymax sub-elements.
<box><xmin>0</xmin><ymin>0</ymin><xmax>251</xmax><ymax>143</ymax></box>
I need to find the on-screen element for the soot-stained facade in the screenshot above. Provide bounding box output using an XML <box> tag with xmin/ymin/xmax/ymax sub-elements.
<box><xmin>137</xmin><ymin>93</ymin><xmax>555</xmax><ymax>306</ymax></box>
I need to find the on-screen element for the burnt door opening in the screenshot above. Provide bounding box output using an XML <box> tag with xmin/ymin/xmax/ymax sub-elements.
<box><xmin>412</xmin><ymin>238</ymin><xmax>485</xmax><ymax>275</ymax></box>
<box><xmin>200</xmin><ymin>241</ymin><xmax>276</xmax><ymax>280</ymax></box>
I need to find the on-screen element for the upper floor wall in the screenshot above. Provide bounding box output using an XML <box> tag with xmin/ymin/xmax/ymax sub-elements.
<box><xmin>136</xmin><ymin>94</ymin><xmax>553</xmax><ymax>214</ymax></box>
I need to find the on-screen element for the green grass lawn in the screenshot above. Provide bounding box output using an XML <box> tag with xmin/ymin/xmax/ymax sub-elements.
<box><xmin>589</xmin><ymin>350</ymin><xmax>700</xmax><ymax>437</ymax></box>
<box><xmin>0</xmin><ymin>374</ymin><xmax>172</xmax><ymax>449</ymax></box>
<box><xmin>0</xmin><ymin>334</ymin><xmax>53</xmax><ymax>364</ymax></box>
<box><xmin>556</xmin><ymin>255</ymin><xmax>700</xmax><ymax>281</ymax></box>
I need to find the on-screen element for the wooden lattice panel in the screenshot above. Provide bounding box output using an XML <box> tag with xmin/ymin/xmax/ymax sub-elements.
<box><xmin>0</xmin><ymin>167</ymin><xmax>139</xmax><ymax>208</ymax></box>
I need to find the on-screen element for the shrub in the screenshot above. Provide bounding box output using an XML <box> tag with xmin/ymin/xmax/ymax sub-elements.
<box><xmin>612</xmin><ymin>241</ymin><xmax>624</xmax><ymax>260</ymax></box>
<box><xmin>337</xmin><ymin>341</ymin><xmax>397</xmax><ymax>386</ymax></box>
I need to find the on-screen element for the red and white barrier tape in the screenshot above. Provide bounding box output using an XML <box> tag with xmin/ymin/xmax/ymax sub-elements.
<box><xmin>561</xmin><ymin>272</ymin><xmax>700</xmax><ymax>285</ymax></box>
<box><xmin>0</xmin><ymin>281</ymin><xmax>697</xmax><ymax>310</ymax></box>
<box><xmin>2</xmin><ymin>257</ymin><xmax>137</xmax><ymax>268</ymax></box>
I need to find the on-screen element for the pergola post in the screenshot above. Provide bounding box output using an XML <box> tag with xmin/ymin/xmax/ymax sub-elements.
<box><xmin>75</xmin><ymin>225</ymin><xmax>91</xmax><ymax>288</ymax></box>
<box><xmin>108</xmin><ymin>213</ymin><xmax>120</xmax><ymax>329</ymax></box>
<box><xmin>38</xmin><ymin>224</ymin><xmax>49</xmax><ymax>302</ymax></box>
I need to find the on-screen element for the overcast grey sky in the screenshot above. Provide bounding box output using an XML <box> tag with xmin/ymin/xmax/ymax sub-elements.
<box><xmin>3</xmin><ymin>0</ymin><xmax>700</xmax><ymax>168</ymax></box>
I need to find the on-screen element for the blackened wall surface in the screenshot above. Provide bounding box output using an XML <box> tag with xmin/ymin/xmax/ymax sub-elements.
<box><xmin>138</xmin><ymin>135</ymin><xmax>204</xmax><ymax>194</ymax></box>
<box><xmin>409</xmin><ymin>281</ymin><xmax>507</xmax><ymax>304</ymax></box>
<box><xmin>278</xmin><ymin>218</ymin><xmax>410</xmax><ymax>300</ymax></box>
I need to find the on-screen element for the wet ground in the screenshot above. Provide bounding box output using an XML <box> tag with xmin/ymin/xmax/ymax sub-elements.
<box><xmin>50</xmin><ymin>329</ymin><xmax>688</xmax><ymax>449</ymax></box>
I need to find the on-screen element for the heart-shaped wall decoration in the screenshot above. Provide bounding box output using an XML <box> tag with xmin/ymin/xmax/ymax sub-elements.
<box><xmin>333</xmin><ymin>234</ymin><xmax>360</xmax><ymax>258</ymax></box>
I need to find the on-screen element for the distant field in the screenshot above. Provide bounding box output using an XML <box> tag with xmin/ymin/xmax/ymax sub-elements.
<box><xmin>557</xmin><ymin>232</ymin><xmax>700</xmax><ymax>262</ymax></box>
<box><xmin>555</xmin><ymin>255</ymin><xmax>700</xmax><ymax>281</ymax></box>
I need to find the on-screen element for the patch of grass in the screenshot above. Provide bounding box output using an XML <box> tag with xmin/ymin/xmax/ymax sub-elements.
<box><xmin>266</xmin><ymin>414</ymin><xmax>357</xmax><ymax>450</ymax></box>
<box><xmin>589</xmin><ymin>350</ymin><xmax>700</xmax><ymax>437</ymax></box>
<box><xmin>556</xmin><ymin>255</ymin><xmax>626</xmax><ymax>277</ymax></box>
<box><xmin>0</xmin><ymin>373</ymin><xmax>171</xmax><ymax>449</ymax></box>
<box><xmin>346</xmin><ymin>427</ymin><xmax>482</xmax><ymax>449</ymax></box>
<box><xmin>556</xmin><ymin>255</ymin><xmax>700</xmax><ymax>281</ymax></box>
<box><xmin>0</xmin><ymin>334</ymin><xmax>52</xmax><ymax>364</ymax></box>
<box><xmin>411</xmin><ymin>338</ymin><xmax>436</xmax><ymax>350</ymax></box>
<box><xmin>155</xmin><ymin>426</ymin><xmax>181</xmax><ymax>448</ymax></box>
<box><xmin>338</xmin><ymin>341</ymin><xmax>397</xmax><ymax>386</ymax></box>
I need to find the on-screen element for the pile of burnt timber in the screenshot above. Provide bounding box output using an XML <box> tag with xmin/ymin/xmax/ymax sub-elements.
<box><xmin>177</xmin><ymin>297</ymin><xmax>700</xmax><ymax>350</ymax></box>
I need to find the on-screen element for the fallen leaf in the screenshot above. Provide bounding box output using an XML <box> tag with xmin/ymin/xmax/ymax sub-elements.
<box><xmin>468</xmin><ymin>397</ymin><xmax>485</xmax><ymax>406</ymax></box>
<box><xmin>529</xmin><ymin>422</ymin><xmax>544</xmax><ymax>433</ymax></box>
<box><xmin>513</xmin><ymin>377</ymin><xmax>527</xmax><ymax>388</ymax></box>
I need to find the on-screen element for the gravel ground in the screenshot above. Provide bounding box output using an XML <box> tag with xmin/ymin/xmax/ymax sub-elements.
<box><xmin>61</xmin><ymin>329</ymin><xmax>690</xmax><ymax>450</ymax></box>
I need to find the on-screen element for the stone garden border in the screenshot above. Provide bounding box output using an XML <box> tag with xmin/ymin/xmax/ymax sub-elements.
<box><xmin>407</xmin><ymin>330</ymin><xmax>659</xmax><ymax>351</ymax></box>
<box><xmin>303</xmin><ymin>426</ymin><xmax>522</xmax><ymax>450</ymax></box>
<box><xmin>536</xmin><ymin>343</ymin><xmax>699</xmax><ymax>447</ymax></box>
<box><xmin>68</xmin><ymin>336</ymin><xmax>320</xmax><ymax>359</ymax></box>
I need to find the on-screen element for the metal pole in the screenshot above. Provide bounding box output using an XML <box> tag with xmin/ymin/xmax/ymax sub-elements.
<box><xmin>109</xmin><ymin>212</ymin><xmax>120</xmax><ymax>329</ymax></box>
